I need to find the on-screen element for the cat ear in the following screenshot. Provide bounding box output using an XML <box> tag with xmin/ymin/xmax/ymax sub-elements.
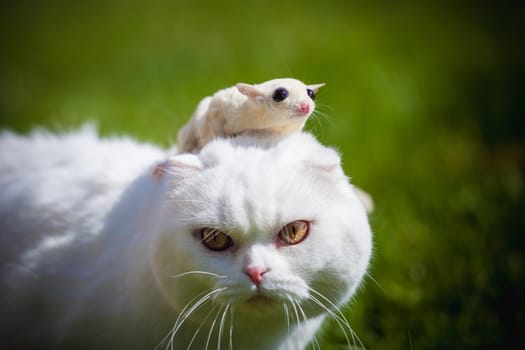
<box><xmin>353</xmin><ymin>186</ymin><xmax>375</xmax><ymax>214</ymax></box>
<box><xmin>236</xmin><ymin>83</ymin><xmax>265</xmax><ymax>98</ymax></box>
<box><xmin>308</xmin><ymin>83</ymin><xmax>325</xmax><ymax>93</ymax></box>
<box><xmin>279</xmin><ymin>133</ymin><xmax>341</xmax><ymax>174</ymax></box>
<box><xmin>304</xmin><ymin>146</ymin><xmax>341</xmax><ymax>173</ymax></box>
<box><xmin>152</xmin><ymin>154</ymin><xmax>203</xmax><ymax>182</ymax></box>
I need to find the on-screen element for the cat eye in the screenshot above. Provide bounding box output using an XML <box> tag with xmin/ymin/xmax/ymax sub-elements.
<box><xmin>278</xmin><ymin>220</ymin><xmax>309</xmax><ymax>245</ymax></box>
<box><xmin>272</xmin><ymin>88</ymin><xmax>289</xmax><ymax>102</ymax></box>
<box><xmin>306</xmin><ymin>88</ymin><xmax>316</xmax><ymax>100</ymax></box>
<box><xmin>200</xmin><ymin>228</ymin><xmax>233</xmax><ymax>251</ymax></box>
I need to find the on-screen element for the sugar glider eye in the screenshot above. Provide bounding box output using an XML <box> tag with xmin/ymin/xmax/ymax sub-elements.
<box><xmin>272</xmin><ymin>88</ymin><xmax>289</xmax><ymax>102</ymax></box>
<box><xmin>200</xmin><ymin>228</ymin><xmax>233</xmax><ymax>251</ymax></box>
<box><xmin>306</xmin><ymin>88</ymin><xmax>316</xmax><ymax>100</ymax></box>
<box><xmin>278</xmin><ymin>220</ymin><xmax>310</xmax><ymax>245</ymax></box>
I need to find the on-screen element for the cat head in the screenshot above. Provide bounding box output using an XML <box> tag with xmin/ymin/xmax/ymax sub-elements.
<box><xmin>236</xmin><ymin>78</ymin><xmax>324</xmax><ymax>131</ymax></box>
<box><xmin>151</xmin><ymin>133</ymin><xmax>371</xmax><ymax>323</ymax></box>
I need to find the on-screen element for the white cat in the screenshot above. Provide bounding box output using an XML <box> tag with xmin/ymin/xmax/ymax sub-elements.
<box><xmin>0</xmin><ymin>126</ymin><xmax>372</xmax><ymax>349</ymax></box>
<box><xmin>177</xmin><ymin>78</ymin><xmax>325</xmax><ymax>153</ymax></box>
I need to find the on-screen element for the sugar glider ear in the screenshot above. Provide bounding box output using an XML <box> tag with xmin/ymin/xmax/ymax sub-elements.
<box><xmin>236</xmin><ymin>83</ymin><xmax>265</xmax><ymax>98</ymax></box>
<box><xmin>308</xmin><ymin>83</ymin><xmax>325</xmax><ymax>93</ymax></box>
<box><xmin>153</xmin><ymin>153</ymin><xmax>203</xmax><ymax>182</ymax></box>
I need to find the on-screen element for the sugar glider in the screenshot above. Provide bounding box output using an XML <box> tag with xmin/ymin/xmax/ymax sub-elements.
<box><xmin>177</xmin><ymin>78</ymin><xmax>324</xmax><ymax>153</ymax></box>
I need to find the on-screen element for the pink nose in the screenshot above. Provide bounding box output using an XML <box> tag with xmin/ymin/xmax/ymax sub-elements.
<box><xmin>244</xmin><ymin>266</ymin><xmax>269</xmax><ymax>286</ymax></box>
<box><xmin>299</xmin><ymin>102</ymin><xmax>310</xmax><ymax>115</ymax></box>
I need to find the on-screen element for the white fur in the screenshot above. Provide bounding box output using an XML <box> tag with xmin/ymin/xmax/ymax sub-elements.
<box><xmin>177</xmin><ymin>78</ymin><xmax>324</xmax><ymax>153</ymax></box>
<box><xmin>0</xmin><ymin>127</ymin><xmax>372</xmax><ymax>349</ymax></box>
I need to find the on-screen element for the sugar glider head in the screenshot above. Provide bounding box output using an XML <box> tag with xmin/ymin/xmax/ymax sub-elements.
<box><xmin>236</xmin><ymin>78</ymin><xmax>325</xmax><ymax>131</ymax></box>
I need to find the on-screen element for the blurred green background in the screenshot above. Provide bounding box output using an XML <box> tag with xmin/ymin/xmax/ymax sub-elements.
<box><xmin>1</xmin><ymin>0</ymin><xmax>523</xmax><ymax>349</ymax></box>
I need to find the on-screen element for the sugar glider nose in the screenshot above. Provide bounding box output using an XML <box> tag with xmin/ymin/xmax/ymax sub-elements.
<box><xmin>299</xmin><ymin>102</ymin><xmax>310</xmax><ymax>115</ymax></box>
<box><xmin>244</xmin><ymin>266</ymin><xmax>269</xmax><ymax>286</ymax></box>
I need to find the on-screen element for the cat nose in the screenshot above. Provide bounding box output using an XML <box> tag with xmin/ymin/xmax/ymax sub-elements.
<box><xmin>244</xmin><ymin>266</ymin><xmax>269</xmax><ymax>286</ymax></box>
<box><xmin>299</xmin><ymin>102</ymin><xmax>310</xmax><ymax>115</ymax></box>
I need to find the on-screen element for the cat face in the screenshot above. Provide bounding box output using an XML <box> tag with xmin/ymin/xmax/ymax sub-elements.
<box><xmin>151</xmin><ymin>133</ymin><xmax>371</xmax><ymax>324</ymax></box>
<box><xmin>236</xmin><ymin>78</ymin><xmax>325</xmax><ymax>130</ymax></box>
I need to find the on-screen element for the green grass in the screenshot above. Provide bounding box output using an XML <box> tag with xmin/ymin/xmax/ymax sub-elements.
<box><xmin>1</xmin><ymin>1</ymin><xmax>524</xmax><ymax>348</ymax></box>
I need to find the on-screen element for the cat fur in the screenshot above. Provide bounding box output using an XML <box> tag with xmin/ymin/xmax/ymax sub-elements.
<box><xmin>0</xmin><ymin>126</ymin><xmax>372</xmax><ymax>349</ymax></box>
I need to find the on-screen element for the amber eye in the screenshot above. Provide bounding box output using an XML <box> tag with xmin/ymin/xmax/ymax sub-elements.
<box><xmin>278</xmin><ymin>220</ymin><xmax>310</xmax><ymax>245</ymax></box>
<box><xmin>200</xmin><ymin>228</ymin><xmax>233</xmax><ymax>251</ymax></box>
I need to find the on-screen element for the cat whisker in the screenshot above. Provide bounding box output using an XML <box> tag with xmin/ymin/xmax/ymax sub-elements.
<box><xmin>157</xmin><ymin>287</ymin><xmax>227</xmax><ymax>350</ymax></box>
<box><xmin>287</xmin><ymin>298</ymin><xmax>303</xmax><ymax>349</ymax></box>
<box><xmin>204</xmin><ymin>304</ymin><xmax>223</xmax><ymax>350</ymax></box>
<box><xmin>307</xmin><ymin>293</ymin><xmax>353</xmax><ymax>349</ymax></box>
<box><xmin>199</xmin><ymin>228</ymin><xmax>223</xmax><ymax>244</ymax></box>
<box><xmin>299</xmin><ymin>302</ymin><xmax>319</xmax><ymax>350</ymax></box>
<box><xmin>164</xmin><ymin>291</ymin><xmax>211</xmax><ymax>350</ymax></box>
<box><xmin>308</xmin><ymin>287</ymin><xmax>365</xmax><ymax>349</ymax></box>
<box><xmin>283</xmin><ymin>303</ymin><xmax>291</xmax><ymax>336</ymax></box>
<box><xmin>186</xmin><ymin>304</ymin><xmax>219</xmax><ymax>350</ymax></box>
<box><xmin>170</xmin><ymin>271</ymin><xmax>227</xmax><ymax>279</ymax></box>
<box><xmin>217</xmin><ymin>304</ymin><xmax>230</xmax><ymax>350</ymax></box>
<box><xmin>365</xmin><ymin>272</ymin><xmax>385</xmax><ymax>292</ymax></box>
<box><xmin>292</xmin><ymin>299</ymin><xmax>321</xmax><ymax>350</ymax></box>
<box><xmin>287</xmin><ymin>297</ymin><xmax>301</xmax><ymax>327</ymax></box>
<box><xmin>161</xmin><ymin>291</ymin><xmax>218</xmax><ymax>349</ymax></box>
<box><xmin>228</xmin><ymin>305</ymin><xmax>235</xmax><ymax>350</ymax></box>
<box><xmin>185</xmin><ymin>322</ymin><xmax>202</xmax><ymax>349</ymax></box>
<box><xmin>295</xmin><ymin>299</ymin><xmax>307</xmax><ymax>325</ymax></box>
